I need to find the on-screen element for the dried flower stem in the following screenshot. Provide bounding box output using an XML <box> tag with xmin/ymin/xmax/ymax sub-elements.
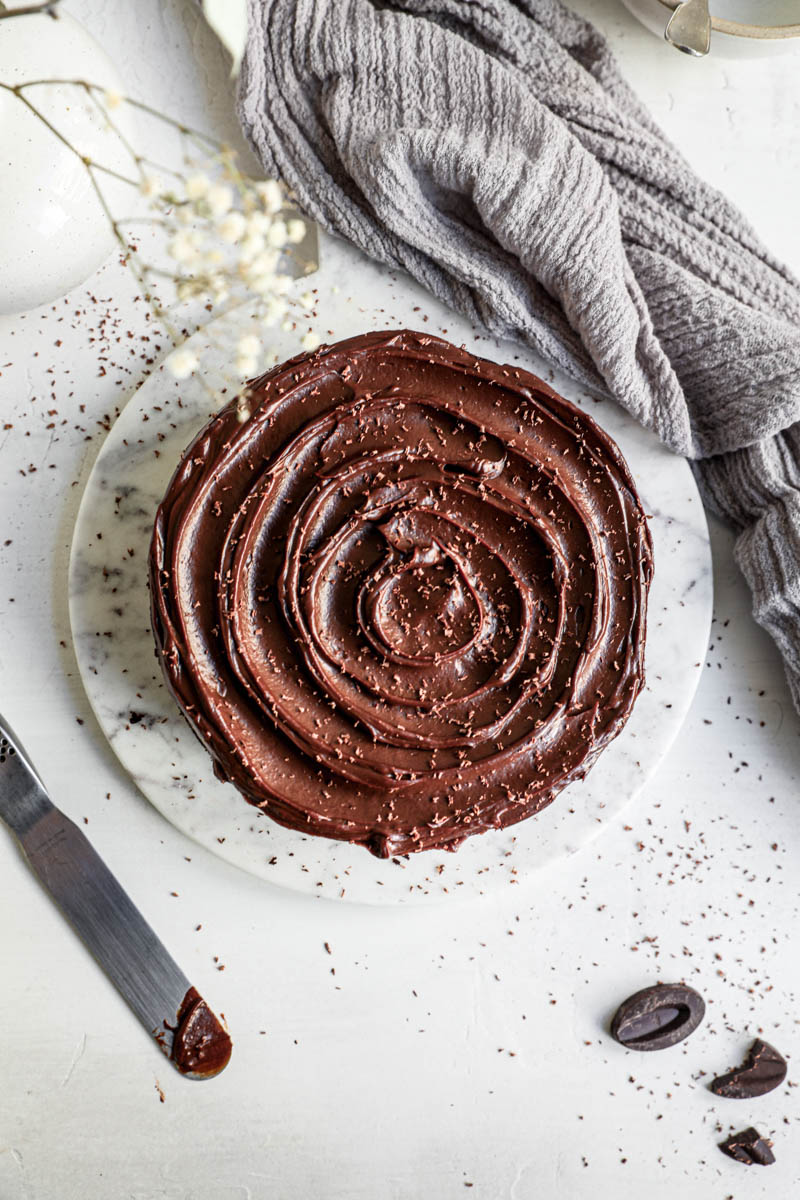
<box><xmin>0</xmin><ymin>72</ymin><xmax>313</xmax><ymax>417</ymax></box>
<box><xmin>0</xmin><ymin>1</ymin><xmax>59</xmax><ymax>20</ymax></box>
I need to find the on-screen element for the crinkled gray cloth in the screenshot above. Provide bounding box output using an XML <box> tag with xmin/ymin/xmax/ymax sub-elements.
<box><xmin>237</xmin><ymin>0</ymin><xmax>800</xmax><ymax>707</ymax></box>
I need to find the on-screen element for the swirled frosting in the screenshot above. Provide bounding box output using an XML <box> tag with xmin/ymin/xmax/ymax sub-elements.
<box><xmin>150</xmin><ymin>330</ymin><xmax>652</xmax><ymax>857</ymax></box>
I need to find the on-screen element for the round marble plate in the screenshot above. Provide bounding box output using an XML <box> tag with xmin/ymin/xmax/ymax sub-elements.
<box><xmin>69</xmin><ymin>233</ymin><xmax>712</xmax><ymax>905</ymax></box>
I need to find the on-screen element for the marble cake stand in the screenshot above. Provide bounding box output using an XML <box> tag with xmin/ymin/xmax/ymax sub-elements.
<box><xmin>68</xmin><ymin>233</ymin><xmax>712</xmax><ymax>905</ymax></box>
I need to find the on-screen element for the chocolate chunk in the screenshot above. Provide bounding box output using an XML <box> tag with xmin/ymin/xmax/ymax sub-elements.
<box><xmin>610</xmin><ymin>982</ymin><xmax>705</xmax><ymax>1050</ymax></box>
<box><xmin>711</xmin><ymin>1038</ymin><xmax>787</xmax><ymax>1099</ymax></box>
<box><xmin>719</xmin><ymin>1127</ymin><xmax>775</xmax><ymax>1166</ymax></box>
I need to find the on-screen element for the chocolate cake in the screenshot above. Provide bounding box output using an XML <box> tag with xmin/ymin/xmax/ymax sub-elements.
<box><xmin>150</xmin><ymin>330</ymin><xmax>652</xmax><ymax>857</ymax></box>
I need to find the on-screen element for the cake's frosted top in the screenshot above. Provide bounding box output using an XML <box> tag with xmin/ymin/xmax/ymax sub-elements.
<box><xmin>150</xmin><ymin>330</ymin><xmax>652</xmax><ymax>857</ymax></box>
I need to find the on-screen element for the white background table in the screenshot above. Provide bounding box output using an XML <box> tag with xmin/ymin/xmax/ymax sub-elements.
<box><xmin>1</xmin><ymin>2</ymin><xmax>798</xmax><ymax>1196</ymax></box>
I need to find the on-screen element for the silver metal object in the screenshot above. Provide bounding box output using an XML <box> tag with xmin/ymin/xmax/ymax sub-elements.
<box><xmin>665</xmin><ymin>0</ymin><xmax>712</xmax><ymax>55</ymax></box>
<box><xmin>0</xmin><ymin>713</ymin><xmax>219</xmax><ymax>1073</ymax></box>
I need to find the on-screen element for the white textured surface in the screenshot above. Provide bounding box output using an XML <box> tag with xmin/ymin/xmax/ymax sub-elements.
<box><xmin>68</xmin><ymin>243</ymin><xmax>711</xmax><ymax>903</ymax></box>
<box><xmin>1</xmin><ymin>2</ymin><xmax>799</xmax><ymax>1196</ymax></box>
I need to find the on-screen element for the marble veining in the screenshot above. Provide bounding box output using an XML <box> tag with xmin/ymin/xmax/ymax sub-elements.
<box><xmin>68</xmin><ymin>233</ymin><xmax>713</xmax><ymax>905</ymax></box>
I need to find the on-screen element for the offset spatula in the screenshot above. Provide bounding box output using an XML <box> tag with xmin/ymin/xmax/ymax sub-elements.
<box><xmin>0</xmin><ymin>714</ymin><xmax>231</xmax><ymax>1078</ymax></box>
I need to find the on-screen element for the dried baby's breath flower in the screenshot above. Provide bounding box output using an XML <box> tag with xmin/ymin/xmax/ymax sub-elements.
<box><xmin>217</xmin><ymin>211</ymin><xmax>246</xmax><ymax>243</ymax></box>
<box><xmin>4</xmin><ymin>79</ymin><xmax>320</xmax><ymax>407</ymax></box>
<box><xmin>287</xmin><ymin>218</ymin><xmax>306</xmax><ymax>245</ymax></box>
<box><xmin>255</xmin><ymin>179</ymin><xmax>283</xmax><ymax>214</ymax></box>
<box><xmin>168</xmin><ymin>231</ymin><xmax>202</xmax><ymax>266</ymax></box>
<box><xmin>237</xmin><ymin>334</ymin><xmax>261</xmax><ymax>358</ymax></box>
<box><xmin>140</xmin><ymin>174</ymin><xmax>162</xmax><ymax>199</ymax></box>
<box><xmin>239</xmin><ymin>232</ymin><xmax>266</xmax><ymax>263</ymax></box>
<box><xmin>236</xmin><ymin>355</ymin><xmax>259</xmax><ymax>377</ymax></box>
<box><xmin>266</xmin><ymin>219</ymin><xmax>288</xmax><ymax>249</ymax></box>
<box><xmin>246</xmin><ymin>211</ymin><xmax>272</xmax><ymax>236</ymax></box>
<box><xmin>207</xmin><ymin>184</ymin><xmax>233</xmax><ymax>218</ymax></box>
<box><xmin>185</xmin><ymin>173</ymin><xmax>211</xmax><ymax>201</ymax></box>
<box><xmin>167</xmin><ymin>347</ymin><xmax>199</xmax><ymax>379</ymax></box>
<box><xmin>246</xmin><ymin>249</ymin><xmax>280</xmax><ymax>278</ymax></box>
<box><xmin>261</xmin><ymin>295</ymin><xmax>288</xmax><ymax>326</ymax></box>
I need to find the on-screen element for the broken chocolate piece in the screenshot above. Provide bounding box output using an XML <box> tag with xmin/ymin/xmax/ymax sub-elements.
<box><xmin>610</xmin><ymin>982</ymin><xmax>705</xmax><ymax>1050</ymax></box>
<box><xmin>719</xmin><ymin>1127</ymin><xmax>775</xmax><ymax>1166</ymax></box>
<box><xmin>711</xmin><ymin>1038</ymin><xmax>787</xmax><ymax>1099</ymax></box>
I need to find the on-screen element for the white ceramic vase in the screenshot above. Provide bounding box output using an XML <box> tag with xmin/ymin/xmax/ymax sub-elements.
<box><xmin>0</xmin><ymin>10</ymin><xmax>135</xmax><ymax>316</ymax></box>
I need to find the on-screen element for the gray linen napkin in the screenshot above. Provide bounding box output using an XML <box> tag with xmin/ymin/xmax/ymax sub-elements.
<box><xmin>237</xmin><ymin>0</ymin><xmax>800</xmax><ymax>707</ymax></box>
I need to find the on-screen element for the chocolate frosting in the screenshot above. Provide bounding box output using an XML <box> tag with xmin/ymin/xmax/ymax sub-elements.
<box><xmin>171</xmin><ymin>987</ymin><xmax>232</xmax><ymax>1078</ymax></box>
<box><xmin>150</xmin><ymin>330</ymin><xmax>652</xmax><ymax>857</ymax></box>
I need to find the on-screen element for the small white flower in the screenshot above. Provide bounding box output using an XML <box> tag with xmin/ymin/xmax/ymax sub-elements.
<box><xmin>247</xmin><ymin>249</ymin><xmax>280</xmax><ymax>278</ymax></box>
<box><xmin>237</xmin><ymin>334</ymin><xmax>260</xmax><ymax>359</ymax></box>
<box><xmin>236</xmin><ymin>355</ymin><xmax>259</xmax><ymax>378</ymax></box>
<box><xmin>245</xmin><ymin>211</ymin><xmax>271</xmax><ymax>235</ymax></box>
<box><xmin>185</xmin><ymin>174</ymin><xmax>210</xmax><ymax>201</ymax></box>
<box><xmin>166</xmin><ymin>346</ymin><xmax>198</xmax><ymax>379</ymax></box>
<box><xmin>250</xmin><ymin>274</ymin><xmax>277</xmax><ymax>296</ymax></box>
<box><xmin>272</xmin><ymin>274</ymin><xmax>292</xmax><ymax>295</ymax></box>
<box><xmin>265</xmin><ymin>219</ymin><xmax>288</xmax><ymax>249</ymax></box>
<box><xmin>204</xmin><ymin>249</ymin><xmax>225</xmax><ymax>268</ymax></box>
<box><xmin>238</xmin><ymin>232</ymin><xmax>266</xmax><ymax>263</ymax></box>
<box><xmin>217</xmin><ymin>211</ymin><xmax>247</xmax><ymax>243</ymax></box>
<box><xmin>176</xmin><ymin>280</ymin><xmax>198</xmax><ymax>302</ymax></box>
<box><xmin>103</xmin><ymin>88</ymin><xmax>123</xmax><ymax>111</ymax></box>
<box><xmin>299</xmin><ymin>291</ymin><xmax>315</xmax><ymax>308</ymax></box>
<box><xmin>255</xmin><ymin>179</ymin><xmax>283</xmax><ymax>214</ymax></box>
<box><xmin>261</xmin><ymin>295</ymin><xmax>288</xmax><ymax>325</ymax></box>
<box><xmin>168</xmin><ymin>231</ymin><xmax>201</xmax><ymax>265</ymax></box>
<box><xmin>301</xmin><ymin>332</ymin><xmax>320</xmax><ymax>351</ymax></box>
<box><xmin>207</xmin><ymin>184</ymin><xmax>233</xmax><ymax>218</ymax></box>
<box><xmin>287</xmin><ymin>218</ymin><xmax>306</xmax><ymax>245</ymax></box>
<box><xmin>140</xmin><ymin>174</ymin><xmax>162</xmax><ymax>200</ymax></box>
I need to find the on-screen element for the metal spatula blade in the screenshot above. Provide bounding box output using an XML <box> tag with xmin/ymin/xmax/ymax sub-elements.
<box><xmin>665</xmin><ymin>0</ymin><xmax>712</xmax><ymax>56</ymax></box>
<box><xmin>0</xmin><ymin>714</ymin><xmax>231</xmax><ymax>1078</ymax></box>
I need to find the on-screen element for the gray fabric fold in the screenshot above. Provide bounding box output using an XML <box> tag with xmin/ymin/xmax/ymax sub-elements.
<box><xmin>237</xmin><ymin>0</ymin><xmax>800</xmax><ymax>706</ymax></box>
